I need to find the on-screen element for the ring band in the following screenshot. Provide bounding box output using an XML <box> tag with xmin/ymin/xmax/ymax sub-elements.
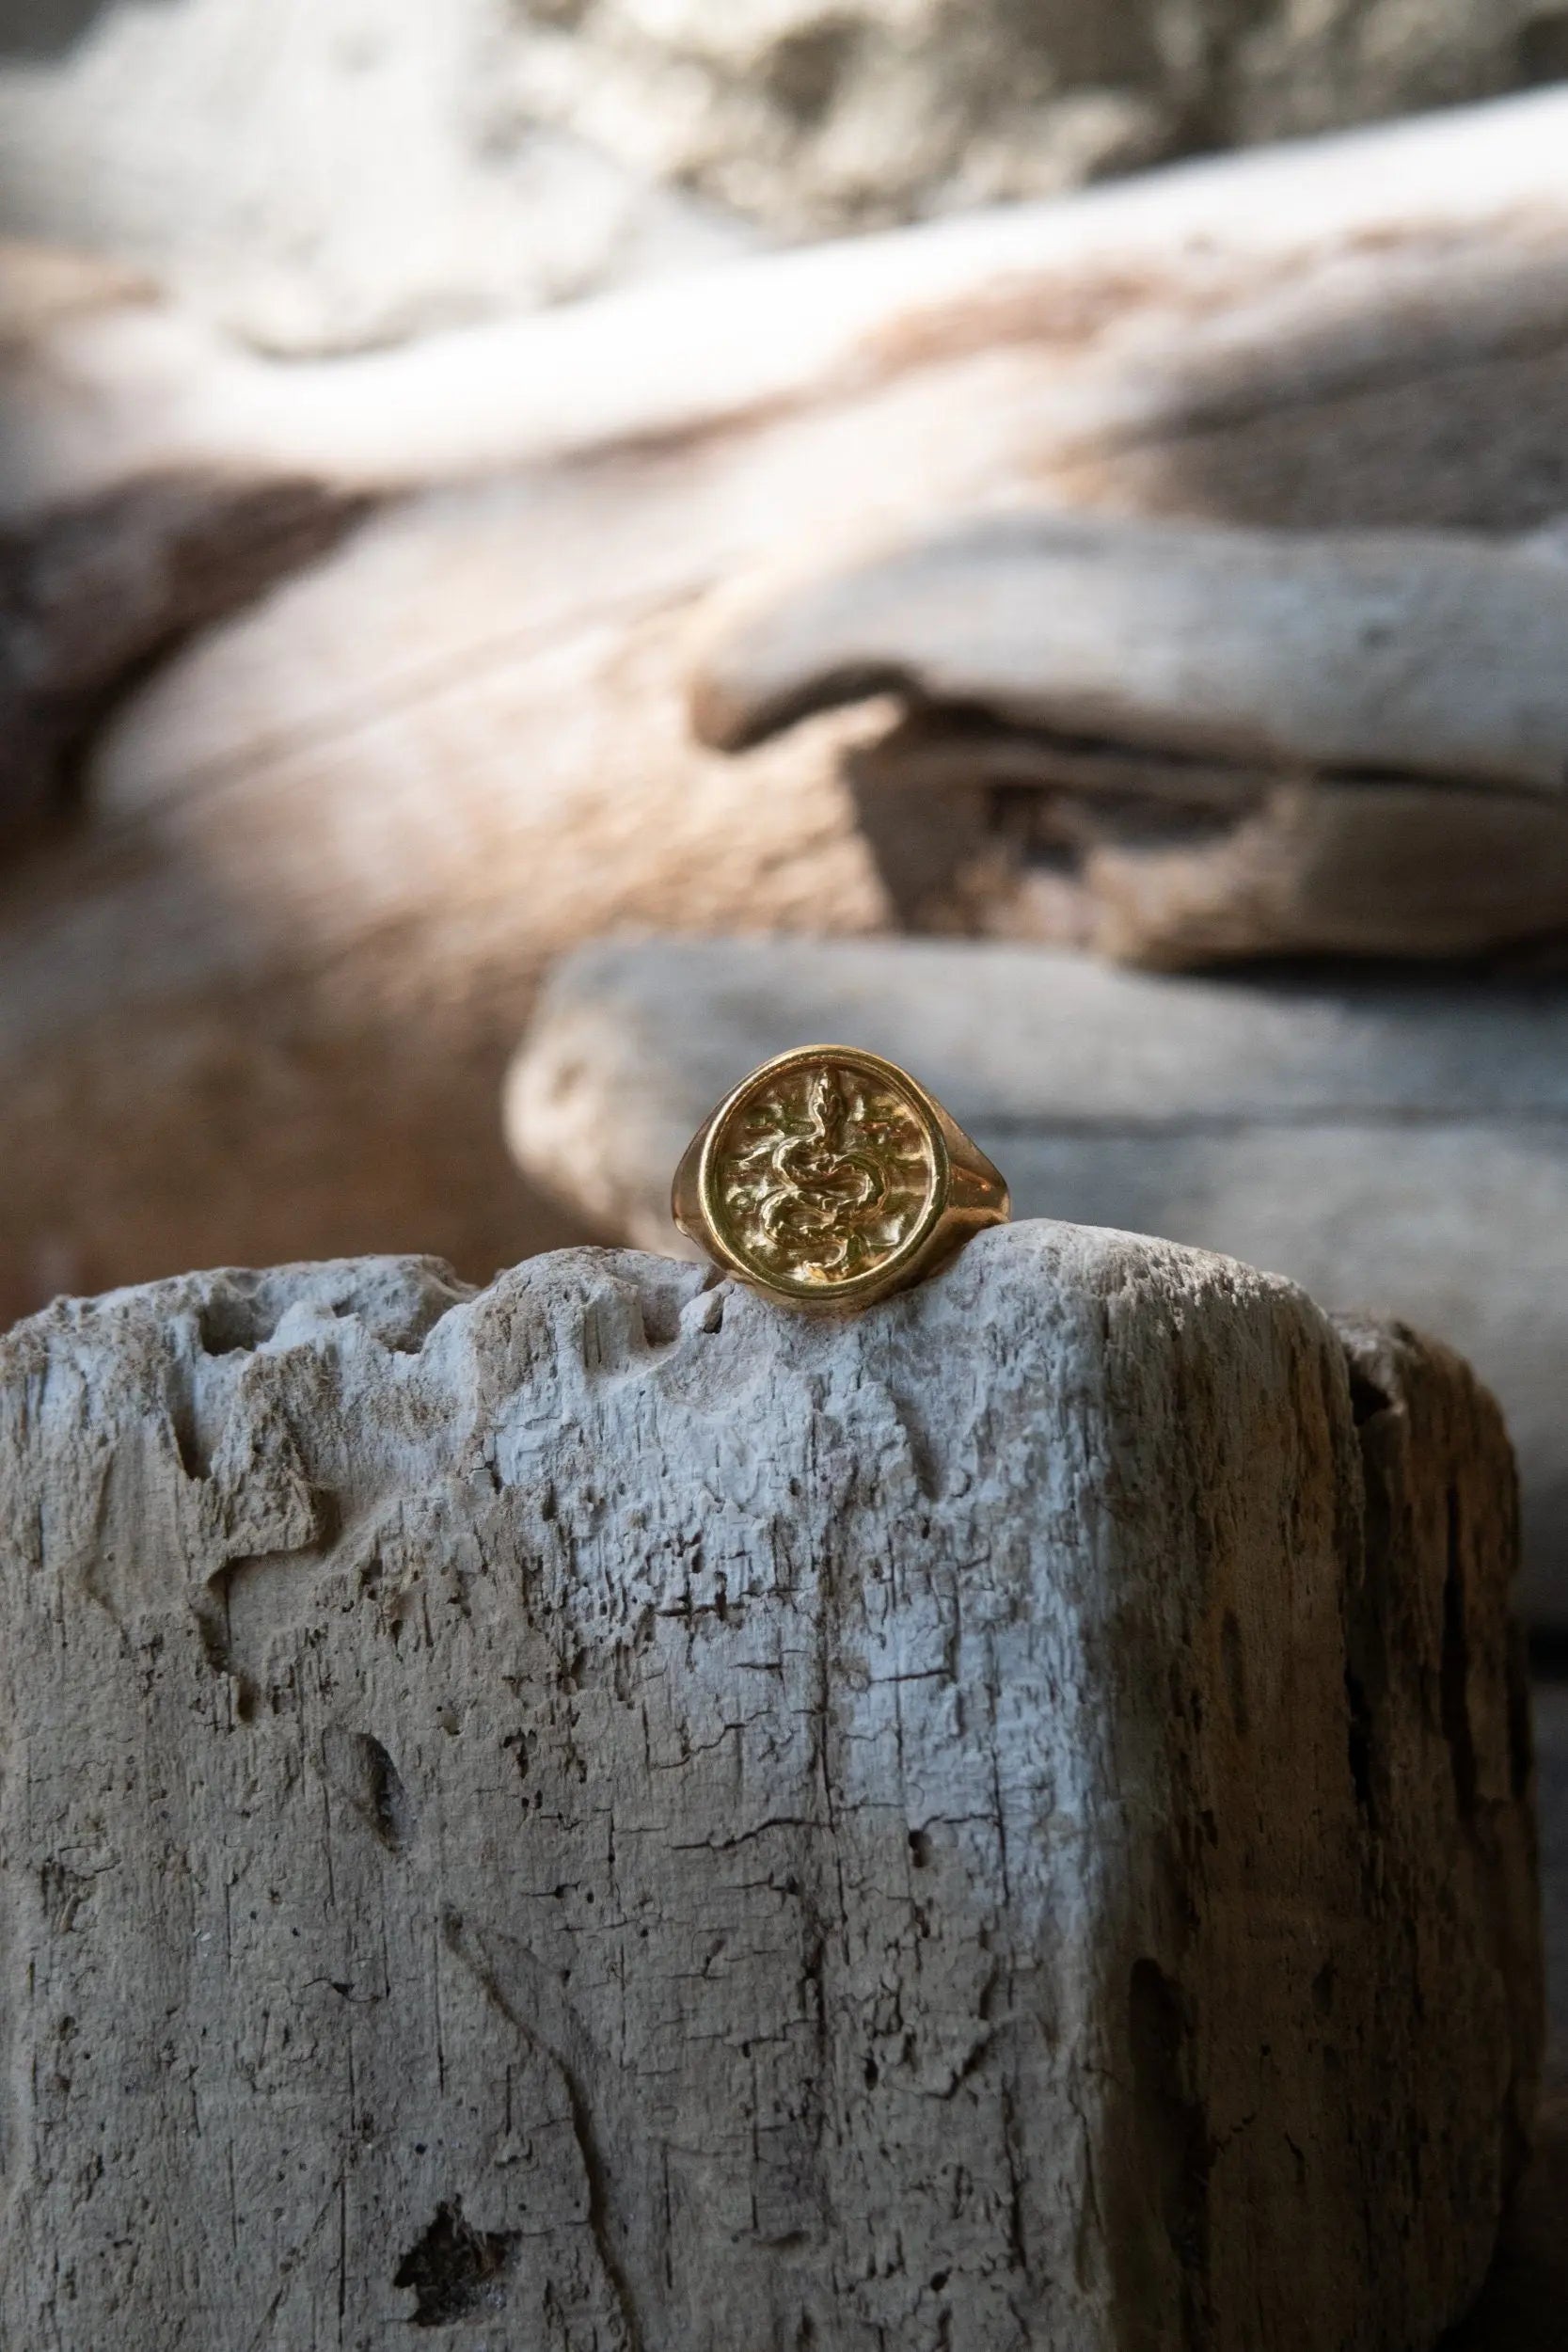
<box><xmin>671</xmin><ymin>1044</ymin><xmax>1010</xmax><ymax>1310</ymax></box>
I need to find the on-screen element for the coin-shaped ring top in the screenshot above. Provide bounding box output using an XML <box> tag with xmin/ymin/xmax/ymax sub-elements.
<box><xmin>703</xmin><ymin>1050</ymin><xmax>943</xmax><ymax>1298</ymax></box>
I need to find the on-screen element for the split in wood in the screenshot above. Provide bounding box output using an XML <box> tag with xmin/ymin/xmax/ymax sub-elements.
<box><xmin>692</xmin><ymin>512</ymin><xmax>1568</xmax><ymax>967</ymax></box>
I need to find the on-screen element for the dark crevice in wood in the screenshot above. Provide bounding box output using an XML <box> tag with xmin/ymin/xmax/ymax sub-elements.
<box><xmin>1347</xmin><ymin>1365</ymin><xmax>1395</xmax><ymax>1427</ymax></box>
<box><xmin>392</xmin><ymin>2200</ymin><xmax>519</xmax><ymax>2328</ymax></box>
<box><xmin>1127</xmin><ymin>1956</ymin><xmax>1212</xmax><ymax>2350</ymax></box>
<box><xmin>1442</xmin><ymin>1486</ymin><xmax>1481</xmax><ymax>1824</ymax></box>
<box><xmin>195</xmin><ymin>1278</ymin><xmax>278</xmax><ymax>1358</ymax></box>
<box><xmin>0</xmin><ymin>471</ymin><xmax>372</xmax><ymax>863</ymax></box>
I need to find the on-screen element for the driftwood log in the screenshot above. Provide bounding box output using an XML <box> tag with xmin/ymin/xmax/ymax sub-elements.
<box><xmin>0</xmin><ymin>1229</ymin><xmax>1541</xmax><ymax>2348</ymax></box>
<box><xmin>11</xmin><ymin>88</ymin><xmax>1568</xmax><ymax>520</ymax></box>
<box><xmin>691</xmin><ymin>511</ymin><xmax>1568</xmax><ymax>966</ymax></box>
<box><xmin>4</xmin><ymin>92</ymin><xmax>1568</xmax><ymax>1317</ymax></box>
<box><xmin>507</xmin><ymin>937</ymin><xmax>1568</xmax><ymax>1625</ymax></box>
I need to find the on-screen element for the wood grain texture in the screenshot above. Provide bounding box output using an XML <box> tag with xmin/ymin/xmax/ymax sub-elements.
<box><xmin>506</xmin><ymin>937</ymin><xmax>1568</xmax><ymax>1624</ymax></box>
<box><xmin>0</xmin><ymin>1228</ymin><xmax>1540</xmax><ymax>2348</ymax></box>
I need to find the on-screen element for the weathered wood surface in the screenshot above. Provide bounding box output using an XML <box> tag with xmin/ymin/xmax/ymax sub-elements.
<box><xmin>1536</xmin><ymin>1685</ymin><xmax>1568</xmax><ymax>2062</ymax></box>
<box><xmin>5</xmin><ymin>92</ymin><xmax>1568</xmax><ymax>1315</ymax></box>
<box><xmin>506</xmin><ymin>937</ymin><xmax>1568</xmax><ymax>1624</ymax></box>
<box><xmin>0</xmin><ymin>1230</ymin><xmax>1541</xmax><ymax>2348</ymax></box>
<box><xmin>695</xmin><ymin>513</ymin><xmax>1568</xmax><ymax>791</ymax></box>
<box><xmin>692</xmin><ymin>512</ymin><xmax>1568</xmax><ymax>967</ymax></box>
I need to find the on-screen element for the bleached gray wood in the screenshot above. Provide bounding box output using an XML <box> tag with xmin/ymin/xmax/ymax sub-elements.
<box><xmin>506</xmin><ymin>937</ymin><xmax>1568</xmax><ymax>1623</ymax></box>
<box><xmin>0</xmin><ymin>1232</ymin><xmax>1540</xmax><ymax>2349</ymax></box>
<box><xmin>693</xmin><ymin>512</ymin><xmax>1568</xmax><ymax>794</ymax></box>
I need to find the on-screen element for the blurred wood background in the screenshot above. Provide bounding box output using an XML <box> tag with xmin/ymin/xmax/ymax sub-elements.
<box><xmin>4</xmin><ymin>93</ymin><xmax>1568</xmax><ymax>1329</ymax></box>
<box><xmin>2</xmin><ymin>22</ymin><xmax>1567</xmax><ymax>2339</ymax></box>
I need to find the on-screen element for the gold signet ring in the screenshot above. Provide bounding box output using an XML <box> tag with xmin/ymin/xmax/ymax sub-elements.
<box><xmin>671</xmin><ymin>1044</ymin><xmax>1010</xmax><ymax>1310</ymax></box>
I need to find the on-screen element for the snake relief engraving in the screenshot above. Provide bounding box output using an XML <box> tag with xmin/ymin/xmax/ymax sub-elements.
<box><xmin>712</xmin><ymin>1061</ymin><xmax>936</xmax><ymax>1286</ymax></box>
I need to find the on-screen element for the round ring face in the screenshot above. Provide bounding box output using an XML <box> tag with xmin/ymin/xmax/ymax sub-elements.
<box><xmin>704</xmin><ymin>1052</ymin><xmax>942</xmax><ymax>1296</ymax></box>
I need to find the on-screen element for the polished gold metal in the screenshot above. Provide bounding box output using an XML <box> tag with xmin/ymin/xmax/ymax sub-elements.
<box><xmin>671</xmin><ymin>1044</ymin><xmax>1010</xmax><ymax>1309</ymax></box>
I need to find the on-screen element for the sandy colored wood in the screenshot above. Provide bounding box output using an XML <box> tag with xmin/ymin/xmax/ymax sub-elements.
<box><xmin>0</xmin><ymin>471</ymin><xmax>890</xmax><ymax>1326</ymax></box>
<box><xmin>847</xmin><ymin>719</ymin><xmax>1568</xmax><ymax>967</ymax></box>
<box><xmin>0</xmin><ymin>1229</ymin><xmax>1541</xmax><ymax>2347</ymax></box>
<box><xmin>506</xmin><ymin>936</ymin><xmax>1568</xmax><ymax>1624</ymax></box>
<box><xmin>839</xmin><ymin>713</ymin><xmax>1568</xmax><ymax>965</ymax></box>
